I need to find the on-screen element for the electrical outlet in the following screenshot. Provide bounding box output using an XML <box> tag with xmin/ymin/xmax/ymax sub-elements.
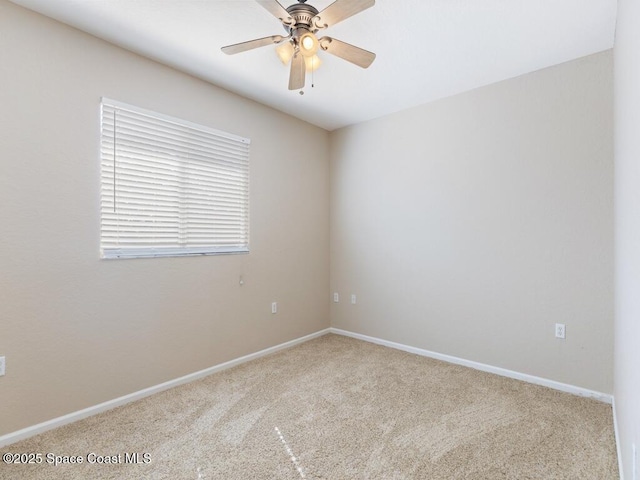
<box><xmin>633</xmin><ymin>443</ymin><xmax>637</xmax><ymax>480</ymax></box>
<box><xmin>333</xmin><ymin>292</ymin><xmax>339</xmax><ymax>303</ymax></box>
<box><xmin>555</xmin><ymin>323</ymin><xmax>566</xmax><ymax>339</ymax></box>
<box><xmin>271</xmin><ymin>302</ymin><xmax>277</xmax><ymax>314</ymax></box>
<box><xmin>351</xmin><ymin>294</ymin><xmax>357</xmax><ymax>305</ymax></box>
<box><xmin>0</xmin><ymin>356</ymin><xmax>5</xmax><ymax>376</ymax></box>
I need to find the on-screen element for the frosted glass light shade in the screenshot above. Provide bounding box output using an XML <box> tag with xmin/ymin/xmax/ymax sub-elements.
<box><xmin>276</xmin><ymin>42</ymin><xmax>294</xmax><ymax>65</ymax></box>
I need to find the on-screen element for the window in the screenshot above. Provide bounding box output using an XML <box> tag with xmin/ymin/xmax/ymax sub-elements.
<box><xmin>100</xmin><ymin>99</ymin><xmax>250</xmax><ymax>259</ymax></box>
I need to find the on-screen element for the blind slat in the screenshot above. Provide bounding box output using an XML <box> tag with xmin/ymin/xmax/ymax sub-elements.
<box><xmin>100</xmin><ymin>99</ymin><xmax>250</xmax><ymax>259</ymax></box>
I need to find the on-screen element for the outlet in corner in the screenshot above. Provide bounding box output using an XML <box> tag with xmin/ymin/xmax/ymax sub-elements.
<box><xmin>333</xmin><ymin>292</ymin><xmax>339</xmax><ymax>303</ymax></box>
<box><xmin>555</xmin><ymin>323</ymin><xmax>566</xmax><ymax>339</ymax></box>
<box><xmin>0</xmin><ymin>356</ymin><xmax>5</xmax><ymax>376</ymax></box>
<box><xmin>271</xmin><ymin>302</ymin><xmax>277</xmax><ymax>314</ymax></box>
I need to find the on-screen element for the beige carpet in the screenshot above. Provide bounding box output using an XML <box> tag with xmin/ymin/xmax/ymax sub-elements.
<box><xmin>1</xmin><ymin>334</ymin><xmax>618</xmax><ymax>479</ymax></box>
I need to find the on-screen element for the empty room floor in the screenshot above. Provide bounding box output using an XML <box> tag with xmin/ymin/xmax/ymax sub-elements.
<box><xmin>1</xmin><ymin>334</ymin><xmax>618</xmax><ymax>479</ymax></box>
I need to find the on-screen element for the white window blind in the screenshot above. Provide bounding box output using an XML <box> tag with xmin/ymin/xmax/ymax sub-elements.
<box><xmin>100</xmin><ymin>99</ymin><xmax>250</xmax><ymax>259</ymax></box>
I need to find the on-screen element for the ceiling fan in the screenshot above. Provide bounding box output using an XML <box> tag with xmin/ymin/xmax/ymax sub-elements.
<box><xmin>221</xmin><ymin>0</ymin><xmax>376</xmax><ymax>91</ymax></box>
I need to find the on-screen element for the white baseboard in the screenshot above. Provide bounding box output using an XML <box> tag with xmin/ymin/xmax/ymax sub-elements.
<box><xmin>329</xmin><ymin>328</ymin><xmax>613</xmax><ymax>404</ymax></box>
<box><xmin>612</xmin><ymin>397</ymin><xmax>625</xmax><ymax>480</ymax></box>
<box><xmin>0</xmin><ymin>328</ymin><xmax>331</xmax><ymax>448</ymax></box>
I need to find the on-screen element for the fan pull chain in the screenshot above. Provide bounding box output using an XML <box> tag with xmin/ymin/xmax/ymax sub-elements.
<box><xmin>299</xmin><ymin>54</ymin><xmax>317</xmax><ymax>95</ymax></box>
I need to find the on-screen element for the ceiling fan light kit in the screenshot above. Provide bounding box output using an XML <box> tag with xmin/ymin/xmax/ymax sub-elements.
<box><xmin>221</xmin><ymin>0</ymin><xmax>376</xmax><ymax>91</ymax></box>
<box><xmin>298</xmin><ymin>31</ymin><xmax>319</xmax><ymax>57</ymax></box>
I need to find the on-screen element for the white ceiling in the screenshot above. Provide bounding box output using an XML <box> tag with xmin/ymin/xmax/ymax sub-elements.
<box><xmin>10</xmin><ymin>0</ymin><xmax>617</xmax><ymax>131</ymax></box>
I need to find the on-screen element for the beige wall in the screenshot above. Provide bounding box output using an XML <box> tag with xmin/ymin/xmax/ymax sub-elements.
<box><xmin>330</xmin><ymin>51</ymin><xmax>614</xmax><ymax>393</ymax></box>
<box><xmin>614</xmin><ymin>0</ymin><xmax>640</xmax><ymax>476</ymax></box>
<box><xmin>0</xmin><ymin>1</ymin><xmax>330</xmax><ymax>436</ymax></box>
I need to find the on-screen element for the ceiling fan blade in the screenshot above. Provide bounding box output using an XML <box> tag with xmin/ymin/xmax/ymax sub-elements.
<box><xmin>221</xmin><ymin>35</ymin><xmax>285</xmax><ymax>55</ymax></box>
<box><xmin>288</xmin><ymin>50</ymin><xmax>305</xmax><ymax>90</ymax></box>
<box><xmin>318</xmin><ymin>37</ymin><xmax>376</xmax><ymax>68</ymax></box>
<box><xmin>255</xmin><ymin>0</ymin><xmax>294</xmax><ymax>26</ymax></box>
<box><xmin>313</xmin><ymin>0</ymin><xmax>375</xmax><ymax>29</ymax></box>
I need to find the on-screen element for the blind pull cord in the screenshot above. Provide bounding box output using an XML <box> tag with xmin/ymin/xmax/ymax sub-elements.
<box><xmin>113</xmin><ymin>110</ymin><xmax>117</xmax><ymax>213</ymax></box>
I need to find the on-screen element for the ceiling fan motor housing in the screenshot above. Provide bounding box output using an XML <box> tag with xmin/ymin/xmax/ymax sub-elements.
<box><xmin>284</xmin><ymin>2</ymin><xmax>319</xmax><ymax>33</ymax></box>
